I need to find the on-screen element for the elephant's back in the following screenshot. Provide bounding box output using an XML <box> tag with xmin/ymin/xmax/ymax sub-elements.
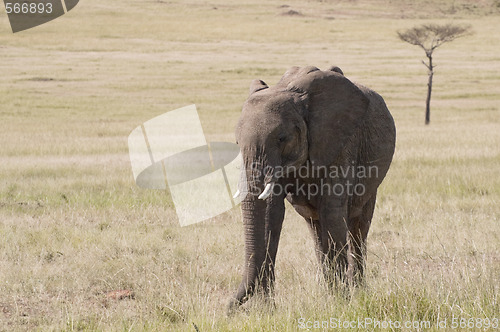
<box><xmin>358</xmin><ymin>84</ymin><xmax>396</xmax><ymax>152</ymax></box>
<box><xmin>356</xmin><ymin>84</ymin><xmax>396</xmax><ymax>198</ymax></box>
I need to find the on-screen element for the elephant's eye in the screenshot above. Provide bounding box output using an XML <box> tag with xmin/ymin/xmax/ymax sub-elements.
<box><xmin>277</xmin><ymin>135</ymin><xmax>287</xmax><ymax>143</ymax></box>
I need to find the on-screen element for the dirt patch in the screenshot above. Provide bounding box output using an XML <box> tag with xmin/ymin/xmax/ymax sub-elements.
<box><xmin>27</xmin><ymin>77</ymin><xmax>55</xmax><ymax>82</ymax></box>
<box><xmin>280</xmin><ymin>9</ymin><xmax>303</xmax><ymax>17</ymax></box>
<box><xmin>105</xmin><ymin>289</ymin><xmax>135</xmax><ymax>301</ymax></box>
<box><xmin>0</xmin><ymin>302</ymin><xmax>12</xmax><ymax>318</ymax></box>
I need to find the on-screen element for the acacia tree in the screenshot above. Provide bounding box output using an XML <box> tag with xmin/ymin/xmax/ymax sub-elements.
<box><xmin>398</xmin><ymin>23</ymin><xmax>472</xmax><ymax>124</ymax></box>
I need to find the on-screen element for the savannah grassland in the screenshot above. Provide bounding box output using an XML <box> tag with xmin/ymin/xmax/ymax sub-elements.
<box><xmin>0</xmin><ymin>0</ymin><xmax>499</xmax><ymax>330</ymax></box>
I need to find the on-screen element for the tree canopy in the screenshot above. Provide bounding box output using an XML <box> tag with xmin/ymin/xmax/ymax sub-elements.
<box><xmin>398</xmin><ymin>23</ymin><xmax>472</xmax><ymax>57</ymax></box>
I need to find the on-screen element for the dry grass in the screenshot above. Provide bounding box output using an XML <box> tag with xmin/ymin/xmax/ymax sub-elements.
<box><xmin>0</xmin><ymin>0</ymin><xmax>499</xmax><ymax>330</ymax></box>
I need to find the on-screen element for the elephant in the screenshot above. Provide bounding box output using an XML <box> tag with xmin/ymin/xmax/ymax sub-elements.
<box><xmin>228</xmin><ymin>65</ymin><xmax>396</xmax><ymax>312</ymax></box>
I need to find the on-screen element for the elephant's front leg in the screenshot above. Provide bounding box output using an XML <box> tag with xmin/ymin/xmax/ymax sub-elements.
<box><xmin>306</xmin><ymin>218</ymin><xmax>324</xmax><ymax>267</ymax></box>
<box><xmin>319</xmin><ymin>195</ymin><xmax>350</xmax><ymax>287</ymax></box>
<box><xmin>286</xmin><ymin>192</ymin><xmax>323</xmax><ymax>266</ymax></box>
<box><xmin>260</xmin><ymin>199</ymin><xmax>285</xmax><ymax>296</ymax></box>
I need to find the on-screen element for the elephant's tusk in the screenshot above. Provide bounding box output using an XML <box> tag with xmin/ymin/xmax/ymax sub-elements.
<box><xmin>233</xmin><ymin>189</ymin><xmax>240</xmax><ymax>199</ymax></box>
<box><xmin>258</xmin><ymin>183</ymin><xmax>274</xmax><ymax>200</ymax></box>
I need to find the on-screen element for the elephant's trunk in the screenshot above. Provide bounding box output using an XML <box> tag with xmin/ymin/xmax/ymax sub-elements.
<box><xmin>228</xmin><ymin>152</ymin><xmax>284</xmax><ymax>312</ymax></box>
<box><xmin>230</xmin><ymin>195</ymin><xmax>267</xmax><ymax>307</ymax></box>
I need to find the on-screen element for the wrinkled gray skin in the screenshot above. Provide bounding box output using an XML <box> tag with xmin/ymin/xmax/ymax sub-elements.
<box><xmin>229</xmin><ymin>66</ymin><xmax>396</xmax><ymax>312</ymax></box>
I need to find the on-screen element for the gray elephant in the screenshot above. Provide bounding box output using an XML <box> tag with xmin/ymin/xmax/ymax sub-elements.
<box><xmin>229</xmin><ymin>65</ymin><xmax>396</xmax><ymax>311</ymax></box>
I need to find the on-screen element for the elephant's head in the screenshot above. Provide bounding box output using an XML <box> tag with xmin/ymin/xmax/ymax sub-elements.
<box><xmin>235</xmin><ymin>79</ymin><xmax>309</xmax><ymax>198</ymax></box>
<box><xmin>229</xmin><ymin>66</ymin><xmax>370</xmax><ymax>311</ymax></box>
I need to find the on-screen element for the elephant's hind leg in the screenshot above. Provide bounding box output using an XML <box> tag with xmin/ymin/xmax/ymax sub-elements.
<box><xmin>347</xmin><ymin>194</ymin><xmax>377</xmax><ymax>285</ymax></box>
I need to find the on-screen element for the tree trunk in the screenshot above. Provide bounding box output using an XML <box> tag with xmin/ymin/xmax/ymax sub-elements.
<box><xmin>425</xmin><ymin>55</ymin><xmax>433</xmax><ymax>125</ymax></box>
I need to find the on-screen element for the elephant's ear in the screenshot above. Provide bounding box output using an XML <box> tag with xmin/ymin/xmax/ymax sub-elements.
<box><xmin>249</xmin><ymin>79</ymin><xmax>268</xmax><ymax>95</ymax></box>
<box><xmin>287</xmin><ymin>70</ymin><xmax>369</xmax><ymax>167</ymax></box>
